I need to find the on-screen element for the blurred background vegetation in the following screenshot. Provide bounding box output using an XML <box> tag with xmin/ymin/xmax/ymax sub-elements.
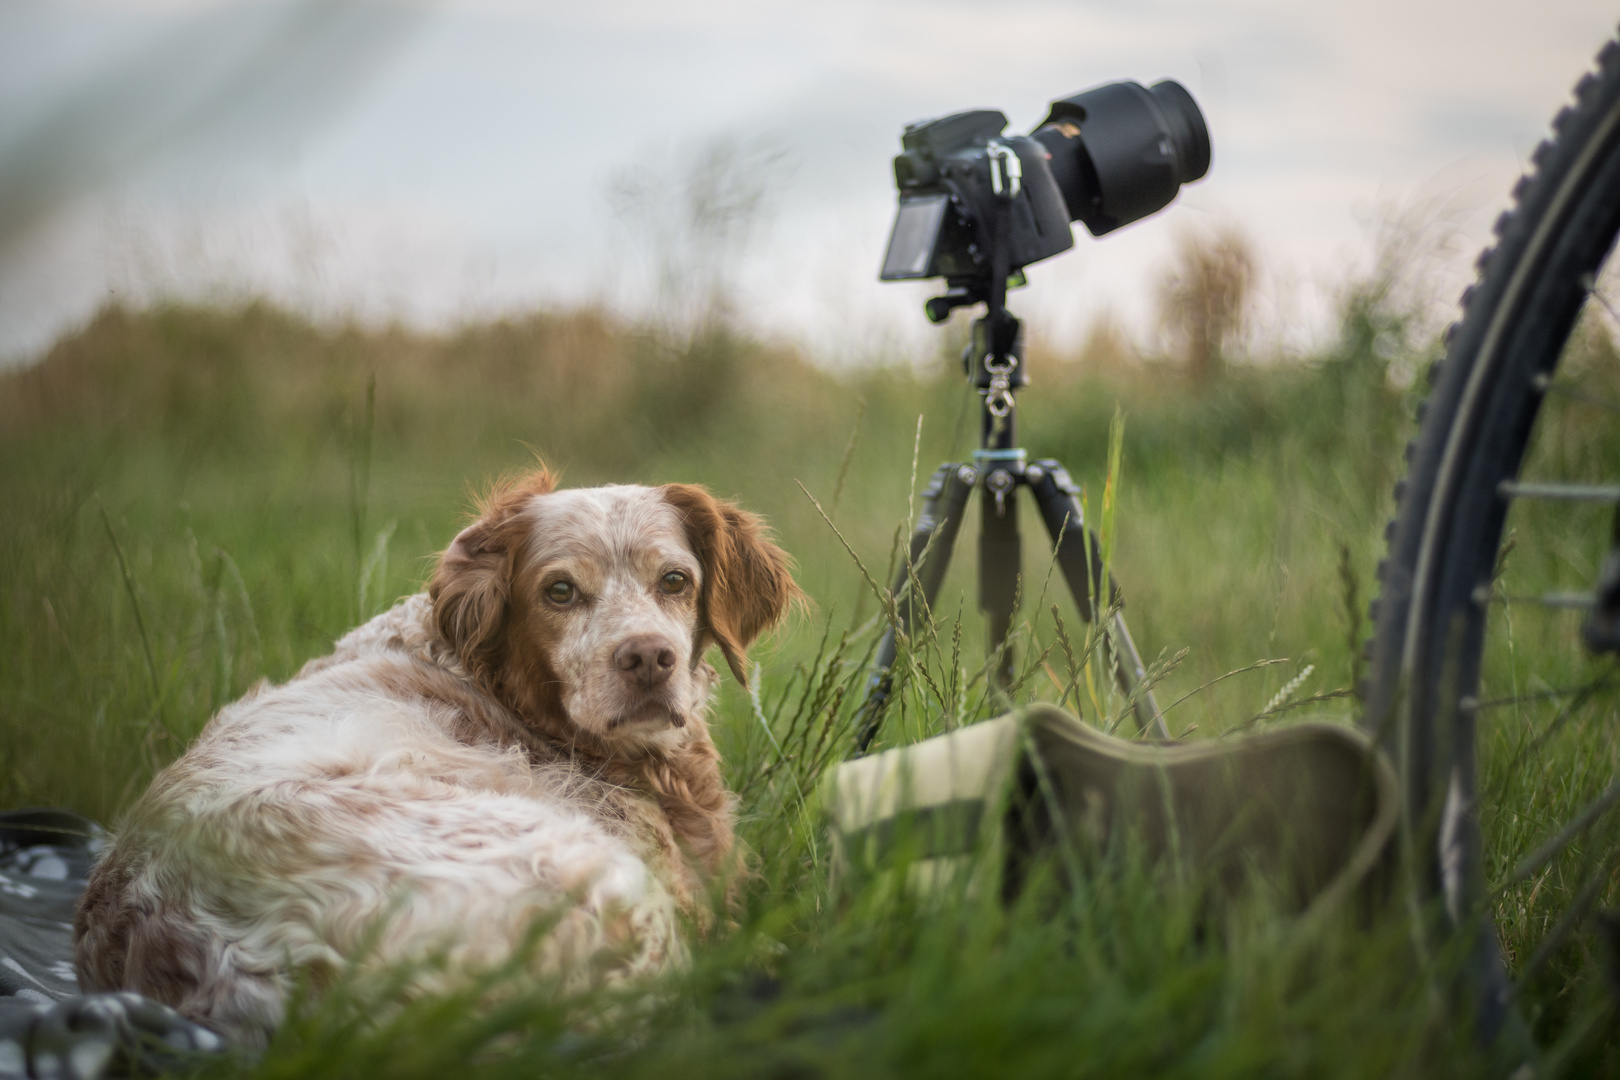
<box><xmin>0</xmin><ymin>218</ymin><xmax>1422</xmax><ymax>821</ymax></box>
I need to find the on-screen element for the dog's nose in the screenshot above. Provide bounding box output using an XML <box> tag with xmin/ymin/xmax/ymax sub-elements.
<box><xmin>613</xmin><ymin>635</ymin><xmax>677</xmax><ymax>689</ymax></box>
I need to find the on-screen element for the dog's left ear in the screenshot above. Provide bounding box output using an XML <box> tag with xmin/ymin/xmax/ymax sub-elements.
<box><xmin>430</xmin><ymin>468</ymin><xmax>556</xmax><ymax>681</ymax></box>
<box><xmin>430</xmin><ymin>520</ymin><xmax>512</xmax><ymax>680</ymax></box>
<box><xmin>662</xmin><ymin>484</ymin><xmax>799</xmax><ymax>686</ymax></box>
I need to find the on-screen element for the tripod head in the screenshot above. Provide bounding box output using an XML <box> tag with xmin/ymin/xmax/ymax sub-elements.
<box><xmin>964</xmin><ymin>310</ymin><xmax>1028</xmax><ymax>451</ymax></box>
<box><xmin>924</xmin><ymin>140</ymin><xmax>1033</xmax><ymax>453</ymax></box>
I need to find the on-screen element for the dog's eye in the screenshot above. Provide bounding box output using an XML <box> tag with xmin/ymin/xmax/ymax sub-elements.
<box><xmin>546</xmin><ymin>581</ymin><xmax>576</xmax><ymax>605</ymax></box>
<box><xmin>660</xmin><ymin>571</ymin><xmax>688</xmax><ymax>595</ymax></box>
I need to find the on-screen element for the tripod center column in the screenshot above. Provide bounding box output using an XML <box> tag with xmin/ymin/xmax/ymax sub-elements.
<box><xmin>967</xmin><ymin>314</ymin><xmax>1029</xmax><ymax>451</ymax></box>
<box><xmin>975</xmin><ymin>447</ymin><xmax>1026</xmax><ymax>689</ymax></box>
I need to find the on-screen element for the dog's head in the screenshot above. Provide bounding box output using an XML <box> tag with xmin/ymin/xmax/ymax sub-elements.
<box><xmin>428</xmin><ymin>470</ymin><xmax>797</xmax><ymax>747</ymax></box>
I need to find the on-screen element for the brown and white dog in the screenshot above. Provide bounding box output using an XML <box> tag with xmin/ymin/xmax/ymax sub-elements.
<box><xmin>73</xmin><ymin>470</ymin><xmax>797</xmax><ymax>1046</ymax></box>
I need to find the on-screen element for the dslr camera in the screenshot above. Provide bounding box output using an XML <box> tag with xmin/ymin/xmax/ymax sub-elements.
<box><xmin>880</xmin><ymin>79</ymin><xmax>1211</xmax><ymax>322</ymax></box>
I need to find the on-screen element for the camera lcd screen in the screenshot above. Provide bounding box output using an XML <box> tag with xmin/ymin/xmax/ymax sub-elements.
<box><xmin>880</xmin><ymin>194</ymin><xmax>949</xmax><ymax>280</ymax></box>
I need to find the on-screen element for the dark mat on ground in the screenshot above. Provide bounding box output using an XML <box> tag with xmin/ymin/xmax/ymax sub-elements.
<box><xmin>0</xmin><ymin>809</ymin><xmax>228</xmax><ymax>1079</ymax></box>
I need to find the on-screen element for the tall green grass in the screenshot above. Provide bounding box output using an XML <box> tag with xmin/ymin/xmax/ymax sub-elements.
<box><xmin>0</xmin><ymin>300</ymin><xmax>1406</xmax><ymax>814</ymax></box>
<box><xmin>1</xmin><ymin>295</ymin><xmax>1611</xmax><ymax>1074</ymax></box>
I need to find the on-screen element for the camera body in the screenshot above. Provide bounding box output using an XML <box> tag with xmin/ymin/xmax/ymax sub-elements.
<box><xmin>880</xmin><ymin>80</ymin><xmax>1211</xmax><ymax>289</ymax></box>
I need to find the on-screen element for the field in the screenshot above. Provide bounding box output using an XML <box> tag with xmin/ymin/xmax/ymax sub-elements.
<box><xmin>3</xmin><ymin>285</ymin><xmax>1618</xmax><ymax>1076</ymax></box>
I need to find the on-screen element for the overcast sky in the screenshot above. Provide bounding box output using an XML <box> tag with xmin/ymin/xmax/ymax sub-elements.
<box><xmin>1</xmin><ymin>0</ymin><xmax>1616</xmax><ymax>366</ymax></box>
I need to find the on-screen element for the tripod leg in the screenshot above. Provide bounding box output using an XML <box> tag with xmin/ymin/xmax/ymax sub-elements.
<box><xmin>980</xmin><ymin>466</ymin><xmax>1021</xmax><ymax>689</ymax></box>
<box><xmin>853</xmin><ymin>463</ymin><xmax>976</xmax><ymax>754</ymax></box>
<box><xmin>1027</xmin><ymin>459</ymin><xmax>1170</xmax><ymax>739</ymax></box>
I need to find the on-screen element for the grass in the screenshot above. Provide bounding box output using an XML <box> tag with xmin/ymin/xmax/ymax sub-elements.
<box><xmin>1</xmin><ymin>291</ymin><xmax>1616</xmax><ymax>1075</ymax></box>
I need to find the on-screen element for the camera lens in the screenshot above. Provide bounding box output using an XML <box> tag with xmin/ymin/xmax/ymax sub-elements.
<box><xmin>1147</xmin><ymin>79</ymin><xmax>1211</xmax><ymax>185</ymax></box>
<box><xmin>1033</xmin><ymin>79</ymin><xmax>1210</xmax><ymax>236</ymax></box>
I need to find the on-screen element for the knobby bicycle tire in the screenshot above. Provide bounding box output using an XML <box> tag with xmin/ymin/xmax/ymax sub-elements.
<box><xmin>1363</xmin><ymin>30</ymin><xmax>1620</xmax><ymax>1046</ymax></box>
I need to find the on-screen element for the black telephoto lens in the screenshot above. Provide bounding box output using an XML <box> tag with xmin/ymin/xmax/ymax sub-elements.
<box><xmin>1148</xmin><ymin>80</ymin><xmax>1212</xmax><ymax>183</ymax></box>
<box><xmin>1032</xmin><ymin>79</ymin><xmax>1210</xmax><ymax>236</ymax></box>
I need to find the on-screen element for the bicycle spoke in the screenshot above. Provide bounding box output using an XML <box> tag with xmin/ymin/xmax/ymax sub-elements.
<box><xmin>1497</xmin><ymin>772</ymin><xmax>1620</xmax><ymax>890</ymax></box>
<box><xmin>1478</xmin><ymin>660</ymin><xmax>1620</xmax><ymax>813</ymax></box>
<box><xmin>1532</xmin><ymin>373</ymin><xmax>1620</xmax><ymax>414</ymax></box>
<box><xmin>1480</xmin><ymin>591</ymin><xmax>1594</xmax><ymax>609</ymax></box>
<box><xmin>1526</xmin><ymin>662</ymin><xmax>1620</xmax><ymax>754</ymax></box>
<box><xmin>1471</xmin><ymin>672</ymin><xmax>1619</xmax><ymax>711</ymax></box>
<box><xmin>1514</xmin><ymin>869</ymin><xmax>1609</xmax><ymax>989</ymax></box>
<box><xmin>1583</xmin><ymin>274</ymin><xmax>1620</xmax><ymax>328</ymax></box>
<box><xmin>1497</xmin><ymin>480</ymin><xmax>1620</xmax><ymax>503</ymax></box>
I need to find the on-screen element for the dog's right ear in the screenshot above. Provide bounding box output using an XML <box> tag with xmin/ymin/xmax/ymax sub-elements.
<box><xmin>429</xmin><ymin>519</ymin><xmax>514</xmax><ymax>680</ymax></box>
<box><xmin>661</xmin><ymin>483</ymin><xmax>799</xmax><ymax>687</ymax></box>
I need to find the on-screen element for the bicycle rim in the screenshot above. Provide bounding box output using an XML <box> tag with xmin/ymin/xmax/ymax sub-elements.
<box><xmin>1364</xmin><ymin>31</ymin><xmax>1620</xmax><ymax>1051</ymax></box>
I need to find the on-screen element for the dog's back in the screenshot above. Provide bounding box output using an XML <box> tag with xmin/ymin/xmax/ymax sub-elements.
<box><xmin>76</xmin><ymin>597</ymin><xmax>682</xmax><ymax>1045</ymax></box>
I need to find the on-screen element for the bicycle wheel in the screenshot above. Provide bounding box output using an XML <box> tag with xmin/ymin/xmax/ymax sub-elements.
<box><xmin>1364</xmin><ymin>31</ymin><xmax>1620</xmax><ymax>1049</ymax></box>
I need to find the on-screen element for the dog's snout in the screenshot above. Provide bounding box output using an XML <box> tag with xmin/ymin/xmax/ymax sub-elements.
<box><xmin>614</xmin><ymin>635</ymin><xmax>677</xmax><ymax>689</ymax></box>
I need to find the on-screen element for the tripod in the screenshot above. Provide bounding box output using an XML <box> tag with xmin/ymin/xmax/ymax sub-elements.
<box><xmin>852</xmin><ymin>309</ymin><xmax>1170</xmax><ymax>753</ymax></box>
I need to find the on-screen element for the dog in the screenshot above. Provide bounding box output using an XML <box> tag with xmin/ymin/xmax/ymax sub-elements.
<box><xmin>73</xmin><ymin>469</ymin><xmax>797</xmax><ymax>1046</ymax></box>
